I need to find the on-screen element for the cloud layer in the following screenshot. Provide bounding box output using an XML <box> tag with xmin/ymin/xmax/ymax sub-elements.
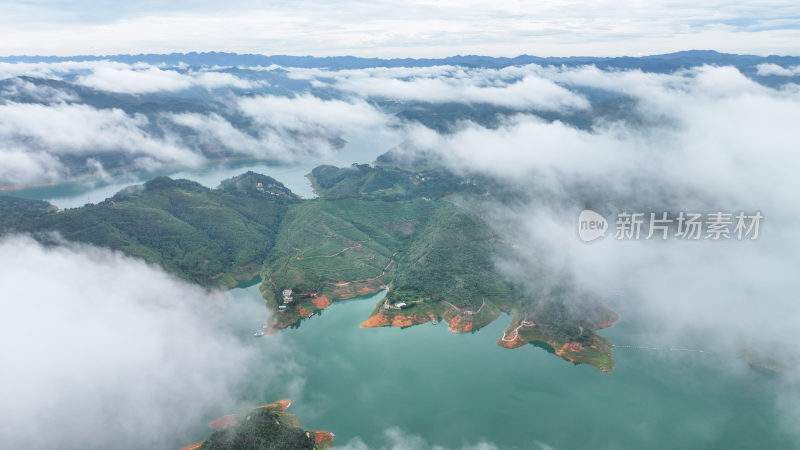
<box><xmin>0</xmin><ymin>235</ymin><xmax>287</xmax><ymax>449</ymax></box>
<box><xmin>398</xmin><ymin>65</ymin><xmax>800</xmax><ymax>377</ymax></box>
<box><xmin>0</xmin><ymin>62</ymin><xmax>399</xmax><ymax>186</ymax></box>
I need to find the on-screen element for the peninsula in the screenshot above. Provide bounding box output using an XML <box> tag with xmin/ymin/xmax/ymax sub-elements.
<box><xmin>0</xmin><ymin>159</ymin><xmax>618</xmax><ymax>372</ymax></box>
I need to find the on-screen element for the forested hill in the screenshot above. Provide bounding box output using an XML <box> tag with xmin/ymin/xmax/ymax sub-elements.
<box><xmin>0</xmin><ymin>164</ymin><xmax>618</xmax><ymax>372</ymax></box>
<box><xmin>0</xmin><ymin>171</ymin><xmax>298</xmax><ymax>286</ymax></box>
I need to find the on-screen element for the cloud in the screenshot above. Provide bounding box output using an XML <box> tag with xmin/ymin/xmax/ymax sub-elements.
<box><xmin>398</xmin><ymin>65</ymin><xmax>800</xmax><ymax>386</ymax></box>
<box><xmin>164</xmin><ymin>94</ymin><xmax>393</xmax><ymax>163</ymax></box>
<box><xmin>0</xmin><ymin>101</ymin><xmax>204</xmax><ymax>185</ymax></box>
<box><xmin>0</xmin><ymin>148</ymin><xmax>65</xmax><ymax>186</ymax></box>
<box><xmin>0</xmin><ymin>60</ymin><xmax>258</xmax><ymax>95</ymax></box>
<box><xmin>76</xmin><ymin>64</ymin><xmax>259</xmax><ymax>94</ymax></box>
<box><xmin>756</xmin><ymin>63</ymin><xmax>800</xmax><ymax>76</ymax></box>
<box><xmin>77</xmin><ymin>65</ymin><xmax>195</xmax><ymax>93</ymax></box>
<box><xmin>237</xmin><ymin>94</ymin><xmax>389</xmax><ymax>133</ymax></box>
<box><xmin>335</xmin><ymin>427</ymin><xmax>502</xmax><ymax>450</ymax></box>
<box><xmin>319</xmin><ymin>65</ymin><xmax>590</xmax><ymax>111</ymax></box>
<box><xmin>403</xmin><ymin>65</ymin><xmax>800</xmax><ymax>206</ymax></box>
<box><xmin>0</xmin><ymin>234</ymin><xmax>292</xmax><ymax>449</ymax></box>
<box><xmin>387</xmin><ymin>63</ymin><xmax>800</xmax><ymax>437</ymax></box>
<box><xmin>1</xmin><ymin>77</ymin><xmax>77</xmax><ymax>103</ymax></box>
<box><xmin>0</xmin><ymin>70</ymin><xmax>397</xmax><ymax>186</ymax></box>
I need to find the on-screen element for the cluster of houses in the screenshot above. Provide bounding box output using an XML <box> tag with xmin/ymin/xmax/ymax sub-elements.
<box><xmin>382</xmin><ymin>299</ymin><xmax>408</xmax><ymax>310</ymax></box>
<box><xmin>278</xmin><ymin>289</ymin><xmax>293</xmax><ymax>311</ymax></box>
<box><xmin>256</xmin><ymin>181</ymin><xmax>287</xmax><ymax>197</ymax></box>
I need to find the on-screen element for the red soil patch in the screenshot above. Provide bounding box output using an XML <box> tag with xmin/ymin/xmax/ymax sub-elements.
<box><xmin>498</xmin><ymin>333</ymin><xmax>526</xmax><ymax>349</ymax></box>
<box><xmin>362</xmin><ymin>311</ymin><xmax>431</xmax><ymax>328</ymax></box>
<box><xmin>297</xmin><ymin>305</ymin><xmax>314</xmax><ymax>318</ymax></box>
<box><xmin>313</xmin><ymin>430</ymin><xmax>335</xmax><ymax>445</ymax></box>
<box><xmin>180</xmin><ymin>442</ymin><xmax>204</xmax><ymax>450</ymax></box>
<box><xmin>256</xmin><ymin>399</ymin><xmax>292</xmax><ymax>411</ymax></box>
<box><xmin>390</xmin><ymin>313</ymin><xmax>430</xmax><ymax>327</ymax></box>
<box><xmin>311</xmin><ymin>294</ymin><xmax>332</xmax><ymax>309</ymax></box>
<box><xmin>208</xmin><ymin>414</ymin><xmax>238</xmax><ymax>430</ymax></box>
<box><xmin>446</xmin><ymin>314</ymin><xmax>474</xmax><ymax>332</ymax></box>
<box><xmin>331</xmin><ymin>284</ymin><xmax>381</xmax><ymax>300</ymax></box>
<box><xmin>555</xmin><ymin>342</ymin><xmax>585</xmax><ymax>360</ymax></box>
<box><xmin>361</xmin><ymin>313</ymin><xmax>390</xmax><ymax>327</ymax></box>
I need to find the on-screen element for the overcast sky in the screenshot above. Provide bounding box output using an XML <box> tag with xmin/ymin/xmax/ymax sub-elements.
<box><xmin>1</xmin><ymin>0</ymin><xmax>799</xmax><ymax>57</ymax></box>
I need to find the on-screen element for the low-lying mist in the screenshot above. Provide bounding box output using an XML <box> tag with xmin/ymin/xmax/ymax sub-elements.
<box><xmin>0</xmin><ymin>234</ymin><xmax>298</xmax><ymax>449</ymax></box>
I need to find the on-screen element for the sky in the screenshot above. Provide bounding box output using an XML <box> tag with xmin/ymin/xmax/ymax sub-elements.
<box><xmin>1</xmin><ymin>0</ymin><xmax>800</xmax><ymax>57</ymax></box>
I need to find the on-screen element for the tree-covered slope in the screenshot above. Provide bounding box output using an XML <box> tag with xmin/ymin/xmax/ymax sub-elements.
<box><xmin>2</xmin><ymin>165</ymin><xmax>618</xmax><ymax>372</ymax></box>
<box><xmin>2</xmin><ymin>171</ymin><xmax>297</xmax><ymax>286</ymax></box>
<box><xmin>0</xmin><ymin>195</ymin><xmax>54</xmax><ymax>215</ymax></box>
<box><xmin>183</xmin><ymin>400</ymin><xmax>333</xmax><ymax>450</ymax></box>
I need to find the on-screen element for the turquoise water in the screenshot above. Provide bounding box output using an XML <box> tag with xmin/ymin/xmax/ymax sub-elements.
<box><xmin>227</xmin><ymin>287</ymin><xmax>797</xmax><ymax>450</ymax></box>
<box><xmin>7</xmin><ymin>157</ymin><xmax>797</xmax><ymax>449</ymax></box>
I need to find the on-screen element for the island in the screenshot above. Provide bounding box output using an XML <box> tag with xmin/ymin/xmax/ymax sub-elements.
<box><xmin>181</xmin><ymin>400</ymin><xmax>333</xmax><ymax>450</ymax></box>
<box><xmin>0</xmin><ymin>158</ymin><xmax>618</xmax><ymax>372</ymax></box>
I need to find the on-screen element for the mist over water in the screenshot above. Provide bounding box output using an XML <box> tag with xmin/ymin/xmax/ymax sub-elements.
<box><xmin>10</xmin><ymin>126</ymin><xmax>401</xmax><ymax>208</ymax></box>
<box><xmin>222</xmin><ymin>287</ymin><xmax>798</xmax><ymax>449</ymax></box>
<box><xmin>2</xmin><ymin>57</ymin><xmax>800</xmax><ymax>447</ymax></box>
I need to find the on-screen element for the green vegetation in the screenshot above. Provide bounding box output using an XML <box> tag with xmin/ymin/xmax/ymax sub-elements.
<box><xmin>1</xmin><ymin>164</ymin><xmax>618</xmax><ymax>372</ymax></box>
<box><xmin>201</xmin><ymin>408</ymin><xmax>314</xmax><ymax>450</ymax></box>
<box><xmin>261</xmin><ymin>197</ymin><xmax>434</xmax><ymax>301</ymax></box>
<box><xmin>194</xmin><ymin>402</ymin><xmax>332</xmax><ymax>450</ymax></box>
<box><xmin>310</xmin><ymin>163</ymin><xmax>485</xmax><ymax>201</ymax></box>
<box><xmin>0</xmin><ymin>195</ymin><xmax>53</xmax><ymax>216</ymax></box>
<box><xmin>1</xmin><ymin>172</ymin><xmax>297</xmax><ymax>286</ymax></box>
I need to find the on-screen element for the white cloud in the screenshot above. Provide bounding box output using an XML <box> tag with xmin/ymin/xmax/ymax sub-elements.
<box><xmin>237</xmin><ymin>94</ymin><xmax>390</xmax><ymax>134</ymax></box>
<box><xmin>0</xmin><ymin>61</ymin><xmax>258</xmax><ymax>95</ymax></box>
<box><xmin>388</xmin><ymin>64</ymin><xmax>800</xmax><ymax>436</ymax></box>
<box><xmin>398</xmin><ymin>65</ymin><xmax>800</xmax><ymax>388</ymax></box>
<box><xmin>0</xmin><ymin>101</ymin><xmax>204</xmax><ymax>185</ymax></box>
<box><xmin>1</xmin><ymin>77</ymin><xmax>77</xmax><ymax>103</ymax></box>
<box><xmin>0</xmin><ymin>77</ymin><xmax>396</xmax><ymax>186</ymax></box>
<box><xmin>335</xmin><ymin>427</ymin><xmax>501</xmax><ymax>450</ymax></box>
<box><xmin>76</xmin><ymin>65</ymin><xmax>259</xmax><ymax>94</ymax></box>
<box><xmin>164</xmin><ymin>94</ymin><xmax>393</xmax><ymax>163</ymax></box>
<box><xmin>0</xmin><ymin>148</ymin><xmax>65</xmax><ymax>186</ymax></box>
<box><xmin>0</xmin><ymin>234</ymin><xmax>291</xmax><ymax>449</ymax></box>
<box><xmin>756</xmin><ymin>63</ymin><xmax>800</xmax><ymax>76</ymax></box>
<box><xmin>404</xmin><ymin>65</ymin><xmax>800</xmax><ymax>206</ymax></box>
<box><xmin>77</xmin><ymin>65</ymin><xmax>194</xmax><ymax>93</ymax></box>
<box><xmin>324</xmin><ymin>67</ymin><xmax>590</xmax><ymax>111</ymax></box>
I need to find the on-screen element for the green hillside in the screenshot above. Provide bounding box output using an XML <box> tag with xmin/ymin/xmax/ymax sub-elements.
<box><xmin>1</xmin><ymin>165</ymin><xmax>618</xmax><ymax>372</ymax></box>
<box><xmin>2</xmin><ymin>171</ymin><xmax>297</xmax><ymax>286</ymax></box>
<box><xmin>184</xmin><ymin>400</ymin><xmax>333</xmax><ymax>450</ymax></box>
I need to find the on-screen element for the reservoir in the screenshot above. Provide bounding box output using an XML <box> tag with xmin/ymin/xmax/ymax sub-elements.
<box><xmin>5</xmin><ymin>148</ymin><xmax>797</xmax><ymax>449</ymax></box>
<box><xmin>220</xmin><ymin>287</ymin><xmax>797</xmax><ymax>449</ymax></box>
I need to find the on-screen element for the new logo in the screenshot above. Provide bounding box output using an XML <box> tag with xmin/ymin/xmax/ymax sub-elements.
<box><xmin>578</xmin><ymin>209</ymin><xmax>608</xmax><ymax>242</ymax></box>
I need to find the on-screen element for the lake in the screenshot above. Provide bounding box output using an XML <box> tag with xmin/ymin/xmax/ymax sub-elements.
<box><xmin>6</xmin><ymin>142</ymin><xmax>797</xmax><ymax>449</ymax></box>
<box><xmin>222</xmin><ymin>287</ymin><xmax>796</xmax><ymax>449</ymax></box>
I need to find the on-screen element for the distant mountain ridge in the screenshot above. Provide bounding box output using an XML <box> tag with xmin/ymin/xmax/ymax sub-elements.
<box><xmin>3</xmin><ymin>50</ymin><xmax>800</xmax><ymax>72</ymax></box>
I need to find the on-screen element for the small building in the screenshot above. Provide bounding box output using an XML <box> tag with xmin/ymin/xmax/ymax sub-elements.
<box><xmin>282</xmin><ymin>289</ymin><xmax>294</xmax><ymax>304</ymax></box>
<box><xmin>278</xmin><ymin>305</ymin><xmax>287</xmax><ymax>310</ymax></box>
<box><xmin>395</xmin><ymin>302</ymin><xmax>407</xmax><ymax>309</ymax></box>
